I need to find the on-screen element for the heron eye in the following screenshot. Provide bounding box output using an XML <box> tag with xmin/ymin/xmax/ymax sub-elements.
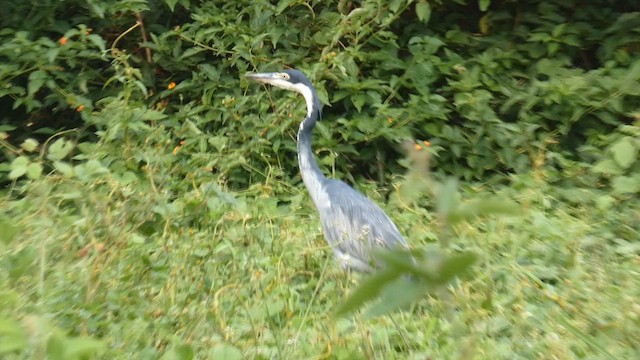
<box><xmin>280</xmin><ymin>73</ymin><xmax>290</xmax><ymax>80</ymax></box>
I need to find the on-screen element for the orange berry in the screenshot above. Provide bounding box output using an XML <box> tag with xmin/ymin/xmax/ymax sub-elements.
<box><xmin>76</xmin><ymin>105</ymin><xmax>85</xmax><ymax>112</ymax></box>
<box><xmin>59</xmin><ymin>37</ymin><xmax>68</xmax><ymax>45</ymax></box>
<box><xmin>414</xmin><ymin>144</ymin><xmax>422</xmax><ymax>151</ymax></box>
<box><xmin>168</xmin><ymin>82</ymin><xmax>176</xmax><ymax>90</ymax></box>
<box><xmin>423</xmin><ymin>140</ymin><xmax>431</xmax><ymax>147</ymax></box>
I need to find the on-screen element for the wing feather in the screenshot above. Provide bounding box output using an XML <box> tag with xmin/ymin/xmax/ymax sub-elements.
<box><xmin>317</xmin><ymin>180</ymin><xmax>408</xmax><ymax>271</ymax></box>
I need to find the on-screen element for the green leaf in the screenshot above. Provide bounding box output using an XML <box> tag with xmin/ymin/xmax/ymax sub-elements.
<box><xmin>451</xmin><ymin>197</ymin><xmax>523</xmax><ymax>222</ymax></box>
<box><xmin>53</xmin><ymin>161</ymin><xmax>74</xmax><ymax>177</ymax></box>
<box><xmin>610</xmin><ymin>137</ymin><xmax>637</xmax><ymax>169</ymax></box>
<box><xmin>64</xmin><ymin>337</ymin><xmax>104</xmax><ymax>358</ymax></box>
<box><xmin>142</xmin><ymin>109</ymin><xmax>168</xmax><ymax>121</ymax></box>
<box><xmin>46</xmin><ymin>331</ymin><xmax>66</xmax><ymax>360</ymax></box>
<box><xmin>209</xmin><ymin>344</ymin><xmax>243</xmax><ymax>360</ymax></box>
<box><xmin>200</xmin><ymin>64</ymin><xmax>220</xmax><ymax>81</ymax></box>
<box><xmin>0</xmin><ymin>319</ymin><xmax>24</xmax><ymax>337</ymax></box>
<box><xmin>20</xmin><ymin>138</ymin><xmax>39</xmax><ymax>152</ymax></box>
<box><xmin>180</xmin><ymin>47</ymin><xmax>206</xmax><ymax>60</ymax></box>
<box><xmin>87</xmin><ymin>34</ymin><xmax>107</xmax><ymax>53</ymax></box>
<box><xmin>611</xmin><ymin>175</ymin><xmax>640</xmax><ymax>194</ymax></box>
<box><xmin>439</xmin><ymin>252</ymin><xmax>478</xmax><ymax>282</ymax></box>
<box><xmin>436</xmin><ymin>178</ymin><xmax>459</xmax><ymax>220</ymax></box>
<box><xmin>47</xmin><ymin>138</ymin><xmax>74</xmax><ymax>161</ymax></box>
<box><xmin>365</xmin><ymin>277</ymin><xmax>427</xmax><ymax>318</ymax></box>
<box><xmin>160</xmin><ymin>344</ymin><xmax>194</xmax><ymax>360</ymax></box>
<box><xmin>85</xmin><ymin>0</ymin><xmax>106</xmax><ymax>17</ymax></box>
<box><xmin>334</xmin><ymin>268</ymin><xmax>401</xmax><ymax>318</ymax></box>
<box><xmin>0</xmin><ymin>335</ymin><xmax>28</xmax><ymax>355</ymax></box>
<box><xmin>615</xmin><ymin>240</ymin><xmax>640</xmax><ymax>256</ymax></box>
<box><xmin>528</xmin><ymin>33</ymin><xmax>551</xmax><ymax>42</ymax></box>
<box><xmin>0</xmin><ymin>218</ymin><xmax>20</xmax><ymax>244</ymax></box>
<box><xmin>275</xmin><ymin>0</ymin><xmax>296</xmax><ymax>15</ymax></box>
<box><xmin>552</xmin><ymin>23</ymin><xmax>566</xmax><ymax>38</ymax></box>
<box><xmin>9</xmin><ymin>156</ymin><xmax>30</xmax><ymax>179</ymax></box>
<box><xmin>415</xmin><ymin>2</ymin><xmax>431</xmax><ymax>23</ymax></box>
<box><xmin>351</xmin><ymin>94</ymin><xmax>366</xmax><ymax>112</ymax></box>
<box><xmin>479</xmin><ymin>0</ymin><xmax>491</xmax><ymax>12</ymax></box>
<box><xmin>591</xmin><ymin>158</ymin><xmax>623</xmax><ymax>175</ymax></box>
<box><xmin>555</xmin><ymin>316</ymin><xmax>618</xmax><ymax>360</ymax></box>
<box><xmin>84</xmin><ymin>159</ymin><xmax>109</xmax><ymax>177</ymax></box>
<box><xmin>165</xmin><ymin>0</ymin><xmax>179</xmax><ymax>11</ymax></box>
<box><xmin>374</xmin><ymin>249</ymin><xmax>427</xmax><ymax>278</ymax></box>
<box><xmin>27</xmin><ymin>70</ymin><xmax>47</xmax><ymax>96</ymax></box>
<box><xmin>26</xmin><ymin>162</ymin><xmax>43</xmax><ymax>179</ymax></box>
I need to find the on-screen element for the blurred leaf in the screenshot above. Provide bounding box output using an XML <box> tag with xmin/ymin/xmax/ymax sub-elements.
<box><xmin>53</xmin><ymin>161</ymin><xmax>74</xmax><ymax>177</ymax></box>
<box><xmin>46</xmin><ymin>331</ymin><xmax>66</xmax><ymax>360</ymax></box>
<box><xmin>265</xmin><ymin>298</ymin><xmax>285</xmax><ymax>315</ymax></box>
<box><xmin>47</xmin><ymin>138</ymin><xmax>74</xmax><ymax>161</ymax></box>
<box><xmin>451</xmin><ymin>197</ymin><xmax>523</xmax><ymax>221</ymax></box>
<box><xmin>87</xmin><ymin>34</ymin><xmax>106</xmax><ymax>52</ymax></box>
<box><xmin>415</xmin><ymin>2</ymin><xmax>431</xmax><ymax>23</ymax></box>
<box><xmin>165</xmin><ymin>0</ymin><xmax>179</xmax><ymax>11</ymax></box>
<box><xmin>142</xmin><ymin>109</ymin><xmax>168</xmax><ymax>121</ymax></box>
<box><xmin>436</xmin><ymin>178</ymin><xmax>459</xmax><ymax>220</ymax></box>
<box><xmin>338</xmin><ymin>249</ymin><xmax>478</xmax><ymax>318</ymax></box>
<box><xmin>610</xmin><ymin>137</ymin><xmax>637</xmax><ymax>169</ymax></box>
<box><xmin>438</xmin><ymin>251</ymin><xmax>478</xmax><ymax>282</ymax></box>
<box><xmin>479</xmin><ymin>14</ymin><xmax>490</xmax><ymax>34</ymax></box>
<box><xmin>27</xmin><ymin>70</ymin><xmax>47</xmax><ymax>95</ymax></box>
<box><xmin>160</xmin><ymin>344</ymin><xmax>194</xmax><ymax>360</ymax></box>
<box><xmin>275</xmin><ymin>0</ymin><xmax>296</xmax><ymax>15</ymax></box>
<box><xmin>0</xmin><ymin>218</ymin><xmax>20</xmax><ymax>244</ymax></box>
<box><xmin>0</xmin><ymin>335</ymin><xmax>28</xmax><ymax>354</ymax></box>
<box><xmin>0</xmin><ymin>318</ymin><xmax>25</xmax><ymax>337</ymax></box>
<box><xmin>26</xmin><ymin>162</ymin><xmax>43</xmax><ymax>179</ymax></box>
<box><xmin>614</xmin><ymin>239</ymin><xmax>640</xmax><ymax>255</ymax></box>
<box><xmin>209</xmin><ymin>344</ymin><xmax>242</xmax><ymax>360</ymax></box>
<box><xmin>591</xmin><ymin>159</ymin><xmax>623</xmax><ymax>175</ymax></box>
<box><xmin>20</xmin><ymin>138</ymin><xmax>39</xmax><ymax>152</ymax></box>
<box><xmin>365</xmin><ymin>277</ymin><xmax>426</xmax><ymax>318</ymax></box>
<box><xmin>63</xmin><ymin>337</ymin><xmax>104</xmax><ymax>359</ymax></box>
<box><xmin>334</xmin><ymin>268</ymin><xmax>401</xmax><ymax>318</ymax></box>
<box><xmin>611</xmin><ymin>175</ymin><xmax>640</xmax><ymax>194</ymax></box>
<box><xmin>556</xmin><ymin>316</ymin><xmax>617</xmax><ymax>360</ymax></box>
<box><xmin>9</xmin><ymin>156</ymin><xmax>30</xmax><ymax>179</ymax></box>
<box><xmin>479</xmin><ymin>0</ymin><xmax>491</xmax><ymax>12</ymax></box>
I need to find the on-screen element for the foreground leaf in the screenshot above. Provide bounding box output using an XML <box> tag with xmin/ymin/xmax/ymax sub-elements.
<box><xmin>334</xmin><ymin>268</ymin><xmax>401</xmax><ymax>318</ymax></box>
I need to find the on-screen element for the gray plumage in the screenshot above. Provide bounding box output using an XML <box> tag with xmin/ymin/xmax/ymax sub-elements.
<box><xmin>246</xmin><ymin>69</ymin><xmax>409</xmax><ymax>272</ymax></box>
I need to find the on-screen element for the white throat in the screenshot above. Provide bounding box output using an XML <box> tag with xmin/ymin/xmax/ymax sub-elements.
<box><xmin>268</xmin><ymin>79</ymin><xmax>315</xmax><ymax>120</ymax></box>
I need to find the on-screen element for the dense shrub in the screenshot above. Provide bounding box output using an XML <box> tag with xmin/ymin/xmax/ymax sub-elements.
<box><xmin>2</xmin><ymin>0</ymin><xmax>639</xmax><ymax>189</ymax></box>
<box><xmin>1</xmin><ymin>1</ymin><xmax>639</xmax><ymax>359</ymax></box>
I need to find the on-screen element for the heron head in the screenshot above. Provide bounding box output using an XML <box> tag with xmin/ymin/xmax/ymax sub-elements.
<box><xmin>245</xmin><ymin>69</ymin><xmax>310</xmax><ymax>92</ymax></box>
<box><xmin>246</xmin><ymin>69</ymin><xmax>321</xmax><ymax>119</ymax></box>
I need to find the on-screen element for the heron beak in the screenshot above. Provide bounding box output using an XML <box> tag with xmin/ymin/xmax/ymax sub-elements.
<box><xmin>245</xmin><ymin>72</ymin><xmax>280</xmax><ymax>85</ymax></box>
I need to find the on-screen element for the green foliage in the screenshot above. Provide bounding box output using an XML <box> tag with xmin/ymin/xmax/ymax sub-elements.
<box><xmin>589</xmin><ymin>123</ymin><xmax>640</xmax><ymax>195</ymax></box>
<box><xmin>0</xmin><ymin>0</ymin><xmax>639</xmax><ymax>359</ymax></box>
<box><xmin>3</xmin><ymin>0</ymin><xmax>639</xmax><ymax>187</ymax></box>
<box><xmin>0</xmin><ymin>316</ymin><xmax>104</xmax><ymax>359</ymax></box>
<box><xmin>336</xmin><ymin>178</ymin><xmax>522</xmax><ymax>318</ymax></box>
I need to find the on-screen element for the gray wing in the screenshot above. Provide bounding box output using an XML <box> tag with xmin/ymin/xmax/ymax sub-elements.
<box><xmin>317</xmin><ymin>179</ymin><xmax>408</xmax><ymax>271</ymax></box>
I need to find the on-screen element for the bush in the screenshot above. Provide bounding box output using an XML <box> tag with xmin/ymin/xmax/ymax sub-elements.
<box><xmin>1</xmin><ymin>1</ymin><xmax>639</xmax><ymax>359</ymax></box>
<box><xmin>2</xmin><ymin>0</ymin><xmax>639</xmax><ymax>188</ymax></box>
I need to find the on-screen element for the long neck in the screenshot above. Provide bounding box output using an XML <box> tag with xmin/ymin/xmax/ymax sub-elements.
<box><xmin>297</xmin><ymin>111</ymin><xmax>327</xmax><ymax>208</ymax></box>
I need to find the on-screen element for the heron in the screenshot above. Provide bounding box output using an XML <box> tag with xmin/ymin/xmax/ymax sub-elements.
<box><xmin>246</xmin><ymin>69</ymin><xmax>409</xmax><ymax>272</ymax></box>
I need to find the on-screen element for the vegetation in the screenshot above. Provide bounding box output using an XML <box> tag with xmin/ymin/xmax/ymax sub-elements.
<box><xmin>1</xmin><ymin>0</ymin><xmax>638</xmax><ymax>358</ymax></box>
